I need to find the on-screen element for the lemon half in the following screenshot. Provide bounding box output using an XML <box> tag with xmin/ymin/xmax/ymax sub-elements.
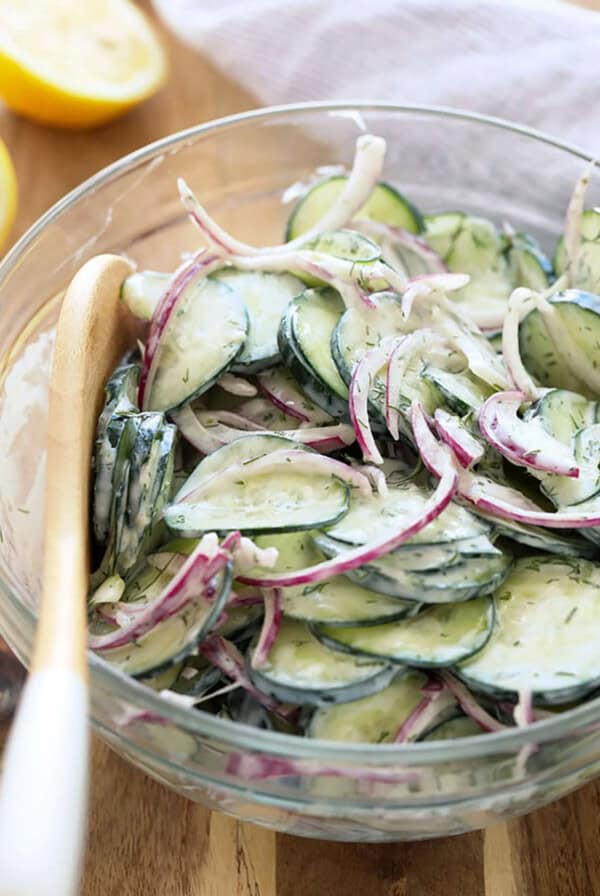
<box><xmin>0</xmin><ymin>0</ymin><xmax>167</xmax><ymax>129</ymax></box>
<box><xmin>0</xmin><ymin>139</ymin><xmax>17</xmax><ymax>253</ymax></box>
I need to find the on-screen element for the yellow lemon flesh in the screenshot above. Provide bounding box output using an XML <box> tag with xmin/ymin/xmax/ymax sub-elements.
<box><xmin>0</xmin><ymin>139</ymin><xmax>17</xmax><ymax>253</ymax></box>
<box><xmin>0</xmin><ymin>0</ymin><xmax>167</xmax><ymax>129</ymax></box>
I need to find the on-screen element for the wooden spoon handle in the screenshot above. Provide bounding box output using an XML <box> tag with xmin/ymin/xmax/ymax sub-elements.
<box><xmin>0</xmin><ymin>255</ymin><xmax>134</xmax><ymax>896</ymax></box>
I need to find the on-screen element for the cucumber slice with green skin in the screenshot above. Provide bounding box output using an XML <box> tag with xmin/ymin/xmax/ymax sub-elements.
<box><xmin>316</xmin><ymin>533</ymin><xmax>512</xmax><ymax>603</ymax></box>
<box><xmin>488</xmin><ymin>516</ymin><xmax>597</xmax><ymax>559</ymax></box>
<box><xmin>519</xmin><ymin>290</ymin><xmax>600</xmax><ymax>396</ymax></box>
<box><xmin>98</xmin><ymin>414</ymin><xmax>137</xmax><ymax>576</ymax></box>
<box><xmin>165</xmin><ymin>466</ymin><xmax>350</xmax><ymax>537</ymax></box>
<box><xmin>278</xmin><ymin>288</ymin><xmax>349</xmax><ymax>418</ymax></box>
<box><xmin>99</xmin><ymin>561</ymin><xmax>232</xmax><ymax>678</ymax></box>
<box><xmin>217</xmin><ymin>603</ymin><xmax>264</xmax><ymax>640</ymax></box>
<box><xmin>306</xmin><ymin>670</ymin><xmax>427</xmax><ymax>743</ymax></box>
<box><xmin>314</xmin><ymin>596</ymin><xmax>494</xmax><ymax>667</ymax></box>
<box><xmin>175</xmin><ymin>433</ymin><xmax>310</xmax><ymax>501</ymax></box>
<box><xmin>252</xmin><ymin>531</ymin><xmax>418</xmax><ymax>625</ymax></box>
<box><xmin>324</xmin><ymin>461</ymin><xmax>490</xmax><ymax>548</ymax></box>
<box><xmin>286</xmin><ymin>176</ymin><xmax>424</xmax><ymax>242</ymax></box>
<box><xmin>458</xmin><ymin>555</ymin><xmax>600</xmax><ymax>704</ymax></box>
<box><xmin>146</xmin><ymin>276</ymin><xmax>249</xmax><ymax>412</ymax></box>
<box><xmin>213</xmin><ymin>270</ymin><xmax>305</xmax><ymax>373</ymax></box>
<box><xmin>421</xmin><ymin>366</ymin><xmax>493</xmax><ymax>415</ymax></box>
<box><xmin>555</xmin><ymin>208</ymin><xmax>600</xmax><ymax>294</ymax></box>
<box><xmin>539</xmin><ymin>424</ymin><xmax>600</xmax><ymax>508</ymax></box>
<box><xmin>507</xmin><ymin>232</ymin><xmax>553</xmax><ymax>291</ymax></box>
<box><xmin>249</xmin><ymin>617</ymin><xmax>396</xmax><ymax>707</ymax></box>
<box><xmin>421</xmin><ymin>714</ymin><xmax>484</xmax><ymax>741</ymax></box>
<box><xmin>93</xmin><ymin>363</ymin><xmax>140</xmax><ymax>544</ymax></box>
<box><xmin>121</xmin><ymin>270</ymin><xmax>170</xmax><ymax>321</ymax></box>
<box><xmin>524</xmin><ymin>388</ymin><xmax>598</xmax><ymax>445</ymax></box>
<box><xmin>331</xmin><ymin>292</ymin><xmax>444</xmax><ymax>424</ymax></box>
<box><xmin>117</xmin><ymin>413</ymin><xmax>174</xmax><ymax>576</ymax></box>
<box><xmin>296</xmin><ymin>229</ymin><xmax>382</xmax><ymax>287</ymax></box>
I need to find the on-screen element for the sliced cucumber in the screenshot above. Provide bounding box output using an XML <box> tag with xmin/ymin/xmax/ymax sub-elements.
<box><xmin>249</xmin><ymin>617</ymin><xmax>395</xmax><ymax>707</ymax></box>
<box><xmin>458</xmin><ymin>555</ymin><xmax>600</xmax><ymax>704</ymax></box>
<box><xmin>524</xmin><ymin>388</ymin><xmax>598</xmax><ymax>445</ymax></box>
<box><xmin>165</xmin><ymin>464</ymin><xmax>350</xmax><ymax>536</ymax></box>
<box><xmin>539</xmin><ymin>424</ymin><xmax>600</xmax><ymax>508</ymax></box>
<box><xmin>214</xmin><ymin>270</ymin><xmax>304</xmax><ymax>373</ymax></box>
<box><xmin>324</xmin><ymin>461</ymin><xmax>490</xmax><ymax>548</ymax></box>
<box><xmin>253</xmin><ymin>531</ymin><xmax>418</xmax><ymax>625</ymax></box>
<box><xmin>315</xmin><ymin>596</ymin><xmax>494</xmax><ymax>667</ymax></box>
<box><xmin>307</xmin><ymin>670</ymin><xmax>427</xmax><ymax>743</ymax></box>
<box><xmin>519</xmin><ymin>290</ymin><xmax>600</xmax><ymax>395</ymax></box>
<box><xmin>121</xmin><ymin>270</ymin><xmax>170</xmax><ymax>321</ymax></box>
<box><xmin>117</xmin><ymin>414</ymin><xmax>176</xmax><ymax>576</ymax></box>
<box><xmin>555</xmin><ymin>208</ymin><xmax>600</xmax><ymax>294</ymax></box>
<box><xmin>332</xmin><ymin>292</ymin><xmax>442</xmax><ymax>422</ymax></box>
<box><xmin>99</xmin><ymin>559</ymin><xmax>232</xmax><ymax>678</ymax></box>
<box><xmin>175</xmin><ymin>432</ymin><xmax>309</xmax><ymax>501</ymax></box>
<box><xmin>93</xmin><ymin>362</ymin><xmax>139</xmax><ymax>544</ymax></box>
<box><xmin>316</xmin><ymin>533</ymin><xmax>511</xmax><ymax>603</ymax></box>
<box><xmin>507</xmin><ymin>232</ymin><xmax>552</xmax><ymax>291</ymax></box>
<box><xmin>488</xmin><ymin>516</ymin><xmax>597</xmax><ymax>558</ymax></box>
<box><xmin>422</xmin><ymin>366</ymin><xmax>493</xmax><ymax>415</ymax></box>
<box><xmin>286</xmin><ymin>176</ymin><xmax>423</xmax><ymax>241</ymax></box>
<box><xmin>146</xmin><ymin>276</ymin><xmax>249</xmax><ymax>412</ymax></box>
<box><xmin>278</xmin><ymin>288</ymin><xmax>349</xmax><ymax>417</ymax></box>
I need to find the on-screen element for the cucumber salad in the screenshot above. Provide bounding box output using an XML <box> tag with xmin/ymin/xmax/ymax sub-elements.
<box><xmin>89</xmin><ymin>133</ymin><xmax>600</xmax><ymax>749</ymax></box>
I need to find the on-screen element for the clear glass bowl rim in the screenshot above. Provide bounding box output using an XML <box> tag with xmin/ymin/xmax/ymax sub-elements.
<box><xmin>1</xmin><ymin>99</ymin><xmax>598</xmax><ymax>766</ymax></box>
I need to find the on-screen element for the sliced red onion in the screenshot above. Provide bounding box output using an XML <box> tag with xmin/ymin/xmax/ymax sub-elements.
<box><xmin>350</xmin><ymin>337</ymin><xmax>400</xmax><ymax>464</ymax></box>
<box><xmin>442</xmin><ymin>318</ymin><xmax>509</xmax><ymax>390</ymax></box>
<box><xmin>502</xmin><ymin>288</ymin><xmax>539</xmax><ymax>397</ymax></box>
<box><xmin>478</xmin><ymin>390</ymin><xmax>579</xmax><ymax>477</ymax></box>
<box><xmin>434</xmin><ymin>409</ymin><xmax>484</xmax><ymax>468</ymax></box>
<box><xmin>235</xmin><ymin>397</ymin><xmax>298</xmax><ymax>429</ymax></box>
<box><xmin>90</xmin><ymin>537</ymin><xmax>232</xmax><ymax>650</ymax></box>
<box><xmin>238</xmin><ymin>443</ymin><xmax>458</xmax><ymax>588</ymax></box>
<box><xmin>175</xmin><ymin>404</ymin><xmax>353</xmax><ymax>455</ymax></box>
<box><xmin>410</xmin><ymin>400</ymin><xmax>455</xmax><ymax>478</ymax></box>
<box><xmin>217</xmin><ymin>373</ymin><xmax>258</xmax><ymax>397</ymax></box>
<box><xmin>385</xmin><ymin>330</ymin><xmax>440</xmax><ymax>440</ymax></box>
<box><xmin>400</xmin><ymin>275</ymin><xmax>470</xmax><ymax>321</ymax></box>
<box><xmin>564</xmin><ymin>160</ymin><xmax>594</xmax><ymax>283</ymax></box>
<box><xmin>225</xmin><ymin>752</ymin><xmax>420</xmax><ymax>783</ymax></box>
<box><xmin>232</xmin><ymin>537</ymin><xmax>279</xmax><ymax>575</ymax></box>
<box><xmin>170</xmin><ymin>405</ymin><xmax>259</xmax><ymax>455</ymax></box>
<box><xmin>257</xmin><ymin>368</ymin><xmax>333</xmax><ymax>424</ymax></box>
<box><xmin>226</xmin><ymin>591</ymin><xmax>264</xmax><ymax>609</ymax></box>
<box><xmin>352</xmin><ymin>219</ymin><xmax>448</xmax><ymax>274</ymax></box>
<box><xmin>179</xmin><ymin>134</ymin><xmax>386</xmax><ymax>258</ymax></box>
<box><xmin>513</xmin><ymin>689</ymin><xmax>534</xmax><ymax>727</ymax></box>
<box><xmin>351</xmin><ymin>463</ymin><xmax>389</xmax><ymax>498</ymax></box>
<box><xmin>394</xmin><ymin>685</ymin><xmax>457</xmax><ymax>743</ymax></box>
<box><xmin>180</xmin><ymin>449</ymin><xmax>372</xmax><ymax>504</ymax></box>
<box><xmin>440</xmin><ymin>673</ymin><xmax>508</xmax><ymax>733</ymax></box>
<box><xmin>139</xmin><ymin>252</ymin><xmax>222</xmax><ymax>408</ymax></box>
<box><xmin>199</xmin><ymin>635</ymin><xmax>293</xmax><ymax>719</ymax></box>
<box><xmin>250</xmin><ymin>589</ymin><xmax>283</xmax><ymax>669</ymax></box>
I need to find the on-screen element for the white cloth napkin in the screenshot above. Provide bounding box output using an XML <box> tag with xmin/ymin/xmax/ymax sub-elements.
<box><xmin>153</xmin><ymin>0</ymin><xmax>600</xmax><ymax>152</ymax></box>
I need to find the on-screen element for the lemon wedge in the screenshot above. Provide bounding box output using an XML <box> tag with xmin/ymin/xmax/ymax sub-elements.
<box><xmin>0</xmin><ymin>0</ymin><xmax>167</xmax><ymax>129</ymax></box>
<box><xmin>0</xmin><ymin>139</ymin><xmax>17</xmax><ymax>253</ymax></box>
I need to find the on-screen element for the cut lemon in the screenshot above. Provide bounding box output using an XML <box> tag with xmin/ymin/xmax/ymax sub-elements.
<box><xmin>0</xmin><ymin>139</ymin><xmax>17</xmax><ymax>253</ymax></box>
<box><xmin>0</xmin><ymin>0</ymin><xmax>167</xmax><ymax>129</ymax></box>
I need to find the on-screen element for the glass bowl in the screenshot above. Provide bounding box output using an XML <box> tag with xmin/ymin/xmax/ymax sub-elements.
<box><xmin>1</xmin><ymin>102</ymin><xmax>600</xmax><ymax>843</ymax></box>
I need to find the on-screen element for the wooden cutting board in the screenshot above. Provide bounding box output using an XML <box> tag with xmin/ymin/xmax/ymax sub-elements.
<box><xmin>2</xmin><ymin>2</ymin><xmax>600</xmax><ymax>893</ymax></box>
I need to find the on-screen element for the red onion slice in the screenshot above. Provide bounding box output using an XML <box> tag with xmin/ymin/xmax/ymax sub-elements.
<box><xmin>350</xmin><ymin>337</ymin><xmax>400</xmax><ymax>464</ymax></box>
<box><xmin>393</xmin><ymin>684</ymin><xmax>457</xmax><ymax>743</ymax></box>
<box><xmin>239</xmin><ymin>438</ymin><xmax>458</xmax><ymax>589</ymax></box>
<box><xmin>434</xmin><ymin>409</ymin><xmax>484</xmax><ymax>468</ymax></box>
<box><xmin>250</xmin><ymin>589</ymin><xmax>283</xmax><ymax>669</ymax></box>
<box><xmin>440</xmin><ymin>673</ymin><xmax>508</xmax><ymax>732</ymax></box>
<box><xmin>257</xmin><ymin>368</ymin><xmax>333</xmax><ymax>424</ymax></box>
<box><xmin>478</xmin><ymin>390</ymin><xmax>579</xmax><ymax>478</ymax></box>
<box><xmin>90</xmin><ymin>536</ymin><xmax>234</xmax><ymax>650</ymax></box>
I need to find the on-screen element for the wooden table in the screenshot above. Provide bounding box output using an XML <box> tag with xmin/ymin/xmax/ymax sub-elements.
<box><xmin>2</xmin><ymin>3</ymin><xmax>600</xmax><ymax>894</ymax></box>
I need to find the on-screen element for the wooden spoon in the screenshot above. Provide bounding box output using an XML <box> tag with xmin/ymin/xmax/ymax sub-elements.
<box><xmin>0</xmin><ymin>255</ymin><xmax>134</xmax><ymax>896</ymax></box>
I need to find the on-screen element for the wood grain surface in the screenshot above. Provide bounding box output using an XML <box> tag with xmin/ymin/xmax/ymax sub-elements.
<box><xmin>2</xmin><ymin>2</ymin><xmax>600</xmax><ymax>894</ymax></box>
